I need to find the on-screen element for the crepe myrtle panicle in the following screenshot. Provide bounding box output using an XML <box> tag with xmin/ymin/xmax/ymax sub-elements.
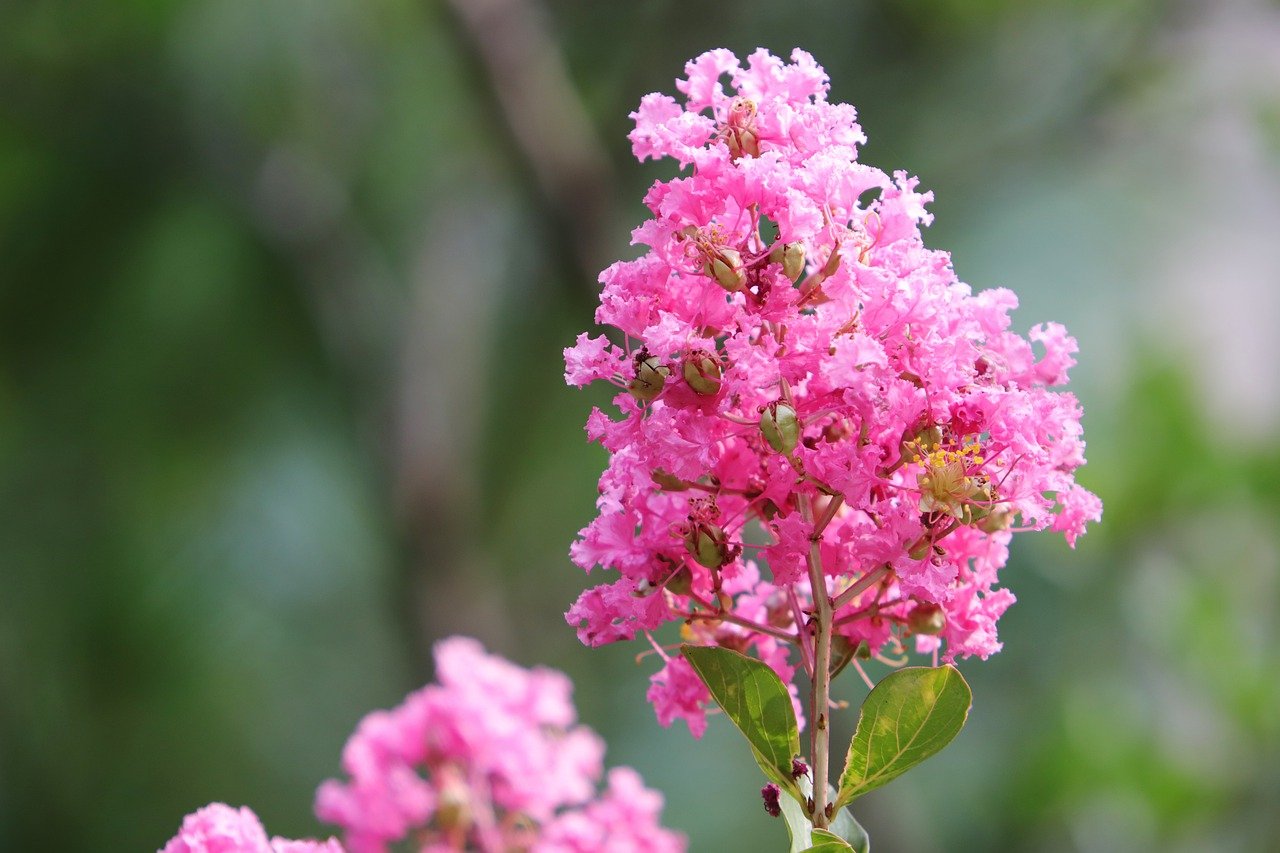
<box><xmin>160</xmin><ymin>803</ymin><xmax>341</xmax><ymax>853</ymax></box>
<box><xmin>159</xmin><ymin>640</ymin><xmax>683</xmax><ymax>853</ymax></box>
<box><xmin>315</xmin><ymin>637</ymin><xmax>685</xmax><ymax>853</ymax></box>
<box><xmin>563</xmin><ymin>46</ymin><xmax>1101</xmax><ymax>744</ymax></box>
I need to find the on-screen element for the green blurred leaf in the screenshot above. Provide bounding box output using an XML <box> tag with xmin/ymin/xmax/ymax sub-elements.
<box><xmin>836</xmin><ymin>665</ymin><xmax>971</xmax><ymax>808</ymax></box>
<box><xmin>681</xmin><ymin>643</ymin><xmax>802</xmax><ymax>798</ymax></box>
<box><xmin>828</xmin><ymin>804</ymin><xmax>870</xmax><ymax>852</ymax></box>
<box><xmin>801</xmin><ymin>828</ymin><xmax>856</xmax><ymax>851</ymax></box>
<box><xmin>778</xmin><ymin>773</ymin><xmax>870</xmax><ymax>852</ymax></box>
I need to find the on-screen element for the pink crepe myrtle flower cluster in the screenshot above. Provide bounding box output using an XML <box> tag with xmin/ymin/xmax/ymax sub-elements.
<box><xmin>160</xmin><ymin>803</ymin><xmax>340</xmax><ymax>853</ymax></box>
<box><xmin>315</xmin><ymin>636</ymin><xmax>685</xmax><ymax>853</ymax></box>
<box><xmin>564</xmin><ymin>48</ymin><xmax>1102</xmax><ymax>737</ymax></box>
<box><xmin>159</xmin><ymin>639</ymin><xmax>682</xmax><ymax>853</ymax></box>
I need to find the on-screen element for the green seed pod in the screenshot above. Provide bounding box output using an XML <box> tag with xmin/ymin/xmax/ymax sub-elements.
<box><xmin>907</xmin><ymin>602</ymin><xmax>946</xmax><ymax>635</ymax></box>
<box><xmin>681</xmin><ymin>350</ymin><xmax>723</xmax><ymax>395</ymax></box>
<box><xmin>628</xmin><ymin>355</ymin><xmax>668</xmax><ymax>403</ymax></box>
<box><xmin>684</xmin><ymin>522</ymin><xmax>729</xmax><ymax>569</ymax></box>
<box><xmin>907</xmin><ymin>536</ymin><xmax>932</xmax><ymax>561</ymax></box>
<box><xmin>759</xmin><ymin>401</ymin><xmax>799</xmax><ymax>454</ymax></box>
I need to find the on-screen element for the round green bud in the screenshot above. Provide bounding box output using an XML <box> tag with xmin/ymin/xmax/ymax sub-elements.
<box><xmin>907</xmin><ymin>602</ymin><xmax>946</xmax><ymax>635</ymax></box>
<box><xmin>684</xmin><ymin>522</ymin><xmax>729</xmax><ymax>569</ymax></box>
<box><xmin>704</xmin><ymin>248</ymin><xmax>745</xmax><ymax>291</ymax></box>
<box><xmin>907</xmin><ymin>536</ymin><xmax>932</xmax><ymax>561</ymax></box>
<box><xmin>759</xmin><ymin>401</ymin><xmax>799</xmax><ymax>454</ymax></box>
<box><xmin>769</xmin><ymin>241</ymin><xmax>806</xmax><ymax>282</ymax></box>
<box><xmin>664</xmin><ymin>564</ymin><xmax>694</xmax><ymax>595</ymax></box>
<box><xmin>628</xmin><ymin>355</ymin><xmax>668</xmax><ymax>403</ymax></box>
<box><xmin>651</xmin><ymin>469</ymin><xmax>689</xmax><ymax>491</ymax></box>
<box><xmin>977</xmin><ymin>505</ymin><xmax>1013</xmax><ymax>534</ymax></box>
<box><xmin>681</xmin><ymin>350</ymin><xmax>723</xmax><ymax>395</ymax></box>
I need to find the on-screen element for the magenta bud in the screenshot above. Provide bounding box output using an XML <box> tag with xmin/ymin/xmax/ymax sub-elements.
<box><xmin>761</xmin><ymin>783</ymin><xmax>781</xmax><ymax>818</ymax></box>
<box><xmin>791</xmin><ymin>758</ymin><xmax>809</xmax><ymax>780</ymax></box>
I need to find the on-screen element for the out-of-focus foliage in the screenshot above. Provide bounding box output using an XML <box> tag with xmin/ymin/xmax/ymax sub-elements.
<box><xmin>1</xmin><ymin>0</ymin><xmax>1276</xmax><ymax>850</ymax></box>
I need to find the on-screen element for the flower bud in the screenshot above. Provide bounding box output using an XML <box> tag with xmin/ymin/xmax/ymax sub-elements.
<box><xmin>977</xmin><ymin>505</ymin><xmax>1013</xmax><ymax>534</ymax></box>
<box><xmin>664</xmin><ymin>564</ymin><xmax>694</xmax><ymax>595</ymax></box>
<box><xmin>725</xmin><ymin>98</ymin><xmax>761</xmax><ymax>159</ymax></box>
<box><xmin>651</xmin><ymin>469</ymin><xmax>688</xmax><ymax>491</ymax></box>
<box><xmin>907</xmin><ymin>536</ymin><xmax>932</xmax><ymax>561</ymax></box>
<box><xmin>628</xmin><ymin>354</ymin><xmax>668</xmax><ymax>403</ymax></box>
<box><xmin>681</xmin><ymin>349</ymin><xmax>723</xmax><ymax>395</ymax></box>
<box><xmin>435</xmin><ymin>774</ymin><xmax>472</xmax><ymax>833</ymax></box>
<box><xmin>727</xmin><ymin>128</ymin><xmax>761</xmax><ymax>159</ymax></box>
<box><xmin>821</xmin><ymin>248</ymin><xmax>842</xmax><ymax>278</ymax></box>
<box><xmin>770</xmin><ymin>241</ymin><xmax>806</xmax><ymax>282</ymax></box>
<box><xmin>906</xmin><ymin>423</ymin><xmax>943</xmax><ymax>454</ymax></box>
<box><xmin>684</xmin><ymin>522</ymin><xmax>729</xmax><ymax>569</ymax></box>
<box><xmin>760</xmin><ymin>783</ymin><xmax>781</xmax><ymax>818</ymax></box>
<box><xmin>703</xmin><ymin>247</ymin><xmax>744</xmax><ymax>291</ymax></box>
<box><xmin>907</xmin><ymin>602</ymin><xmax>946</xmax><ymax>635</ymax></box>
<box><xmin>759</xmin><ymin>401</ymin><xmax>799</xmax><ymax>454</ymax></box>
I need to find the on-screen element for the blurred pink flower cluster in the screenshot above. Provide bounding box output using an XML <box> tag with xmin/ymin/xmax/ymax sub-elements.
<box><xmin>315</xmin><ymin>636</ymin><xmax>684</xmax><ymax>853</ymax></box>
<box><xmin>565</xmin><ymin>48</ymin><xmax>1102</xmax><ymax>736</ymax></box>
<box><xmin>160</xmin><ymin>803</ymin><xmax>339</xmax><ymax>853</ymax></box>
<box><xmin>161</xmin><ymin>638</ymin><xmax>683</xmax><ymax>853</ymax></box>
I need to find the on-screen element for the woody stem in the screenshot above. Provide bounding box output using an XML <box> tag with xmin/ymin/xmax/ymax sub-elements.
<box><xmin>801</xmin><ymin>495</ymin><xmax>833</xmax><ymax>828</ymax></box>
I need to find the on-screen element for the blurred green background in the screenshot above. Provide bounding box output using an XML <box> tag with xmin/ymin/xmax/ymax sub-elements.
<box><xmin>2</xmin><ymin>0</ymin><xmax>1278</xmax><ymax>850</ymax></box>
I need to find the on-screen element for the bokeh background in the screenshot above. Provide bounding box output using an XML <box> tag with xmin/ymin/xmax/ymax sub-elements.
<box><xmin>3</xmin><ymin>0</ymin><xmax>1279</xmax><ymax>849</ymax></box>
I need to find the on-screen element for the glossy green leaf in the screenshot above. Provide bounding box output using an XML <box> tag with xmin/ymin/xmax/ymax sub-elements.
<box><xmin>779</xmin><ymin>776</ymin><xmax>870</xmax><ymax>853</ymax></box>
<box><xmin>828</xmin><ymin>805</ymin><xmax>870</xmax><ymax>853</ymax></box>
<box><xmin>836</xmin><ymin>665</ymin><xmax>971</xmax><ymax>808</ymax></box>
<box><xmin>681</xmin><ymin>644</ymin><xmax>803</xmax><ymax>797</ymax></box>
<box><xmin>801</xmin><ymin>828</ymin><xmax>855</xmax><ymax>851</ymax></box>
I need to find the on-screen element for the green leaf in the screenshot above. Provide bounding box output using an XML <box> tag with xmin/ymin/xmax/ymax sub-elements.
<box><xmin>801</xmin><ymin>828</ymin><xmax>855</xmax><ymax>851</ymax></box>
<box><xmin>828</xmin><ymin>806</ymin><xmax>870</xmax><ymax>853</ymax></box>
<box><xmin>779</xmin><ymin>776</ymin><xmax>870</xmax><ymax>853</ymax></box>
<box><xmin>779</xmin><ymin>784</ymin><xmax>815</xmax><ymax>853</ymax></box>
<box><xmin>681</xmin><ymin>644</ymin><xmax>802</xmax><ymax>797</ymax></box>
<box><xmin>836</xmin><ymin>665</ymin><xmax>971</xmax><ymax>809</ymax></box>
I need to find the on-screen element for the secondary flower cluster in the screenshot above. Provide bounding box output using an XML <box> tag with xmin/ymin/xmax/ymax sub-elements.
<box><xmin>161</xmin><ymin>804</ymin><xmax>340</xmax><ymax>853</ymax></box>
<box><xmin>564</xmin><ymin>48</ymin><xmax>1102</xmax><ymax>737</ymax></box>
<box><xmin>315</xmin><ymin>636</ymin><xmax>684</xmax><ymax>852</ymax></box>
<box><xmin>160</xmin><ymin>638</ymin><xmax>683</xmax><ymax>853</ymax></box>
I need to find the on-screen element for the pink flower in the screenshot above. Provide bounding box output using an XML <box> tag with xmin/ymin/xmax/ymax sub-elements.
<box><xmin>316</xmin><ymin>637</ymin><xmax>684</xmax><ymax>852</ymax></box>
<box><xmin>160</xmin><ymin>803</ymin><xmax>340</xmax><ymax>853</ymax></box>
<box><xmin>566</xmin><ymin>48</ymin><xmax>1101</xmax><ymax>732</ymax></box>
<box><xmin>646</xmin><ymin>655</ymin><xmax>712</xmax><ymax>739</ymax></box>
